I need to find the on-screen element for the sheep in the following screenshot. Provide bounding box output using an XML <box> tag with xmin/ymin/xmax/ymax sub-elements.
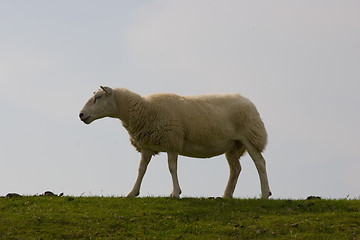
<box><xmin>79</xmin><ymin>86</ymin><xmax>272</xmax><ymax>199</ymax></box>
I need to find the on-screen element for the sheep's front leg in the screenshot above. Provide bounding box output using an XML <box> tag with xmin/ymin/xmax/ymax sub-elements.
<box><xmin>167</xmin><ymin>152</ymin><xmax>182</xmax><ymax>198</ymax></box>
<box><xmin>126</xmin><ymin>149</ymin><xmax>153</xmax><ymax>197</ymax></box>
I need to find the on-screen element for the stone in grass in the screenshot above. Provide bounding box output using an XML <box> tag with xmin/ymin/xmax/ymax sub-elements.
<box><xmin>44</xmin><ymin>191</ymin><xmax>57</xmax><ymax>196</ymax></box>
<box><xmin>6</xmin><ymin>193</ymin><xmax>22</xmax><ymax>198</ymax></box>
<box><xmin>43</xmin><ymin>191</ymin><xmax>64</xmax><ymax>197</ymax></box>
<box><xmin>306</xmin><ymin>196</ymin><xmax>321</xmax><ymax>200</ymax></box>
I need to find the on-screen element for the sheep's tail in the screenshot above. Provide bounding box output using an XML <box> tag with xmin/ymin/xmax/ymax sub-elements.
<box><xmin>245</xmin><ymin>106</ymin><xmax>268</xmax><ymax>152</ymax></box>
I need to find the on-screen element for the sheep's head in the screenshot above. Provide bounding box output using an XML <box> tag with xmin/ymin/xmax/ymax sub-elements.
<box><xmin>79</xmin><ymin>86</ymin><xmax>117</xmax><ymax>124</ymax></box>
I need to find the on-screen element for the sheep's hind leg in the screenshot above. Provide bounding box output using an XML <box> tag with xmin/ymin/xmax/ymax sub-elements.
<box><xmin>126</xmin><ymin>149</ymin><xmax>153</xmax><ymax>197</ymax></box>
<box><xmin>223</xmin><ymin>151</ymin><xmax>242</xmax><ymax>198</ymax></box>
<box><xmin>167</xmin><ymin>152</ymin><xmax>182</xmax><ymax>198</ymax></box>
<box><xmin>243</xmin><ymin>140</ymin><xmax>272</xmax><ymax>199</ymax></box>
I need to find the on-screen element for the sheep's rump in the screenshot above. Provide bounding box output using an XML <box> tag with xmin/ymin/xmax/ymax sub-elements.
<box><xmin>144</xmin><ymin>93</ymin><xmax>267</xmax><ymax>156</ymax></box>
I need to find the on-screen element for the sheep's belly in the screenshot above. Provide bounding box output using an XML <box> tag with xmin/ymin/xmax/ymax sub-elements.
<box><xmin>180</xmin><ymin>140</ymin><xmax>236</xmax><ymax>158</ymax></box>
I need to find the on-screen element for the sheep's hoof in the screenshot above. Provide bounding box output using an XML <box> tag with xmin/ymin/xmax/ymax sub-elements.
<box><xmin>261</xmin><ymin>191</ymin><xmax>272</xmax><ymax>199</ymax></box>
<box><xmin>126</xmin><ymin>191</ymin><xmax>140</xmax><ymax>197</ymax></box>
<box><xmin>170</xmin><ymin>193</ymin><xmax>180</xmax><ymax>198</ymax></box>
<box><xmin>222</xmin><ymin>194</ymin><xmax>233</xmax><ymax>199</ymax></box>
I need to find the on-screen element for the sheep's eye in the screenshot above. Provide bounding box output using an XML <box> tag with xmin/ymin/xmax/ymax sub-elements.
<box><xmin>93</xmin><ymin>95</ymin><xmax>102</xmax><ymax>104</ymax></box>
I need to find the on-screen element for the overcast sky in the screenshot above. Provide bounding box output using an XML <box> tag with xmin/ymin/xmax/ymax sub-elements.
<box><xmin>1</xmin><ymin>0</ymin><xmax>359</xmax><ymax>199</ymax></box>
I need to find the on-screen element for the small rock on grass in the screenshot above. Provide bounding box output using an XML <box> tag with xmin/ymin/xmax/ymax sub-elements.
<box><xmin>307</xmin><ymin>196</ymin><xmax>321</xmax><ymax>200</ymax></box>
<box><xmin>43</xmin><ymin>191</ymin><xmax>64</xmax><ymax>197</ymax></box>
<box><xmin>43</xmin><ymin>191</ymin><xmax>57</xmax><ymax>196</ymax></box>
<box><xmin>6</xmin><ymin>193</ymin><xmax>22</xmax><ymax>198</ymax></box>
<box><xmin>5</xmin><ymin>191</ymin><xmax>65</xmax><ymax>198</ymax></box>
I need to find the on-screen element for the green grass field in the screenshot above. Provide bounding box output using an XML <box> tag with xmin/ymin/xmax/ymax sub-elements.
<box><xmin>1</xmin><ymin>196</ymin><xmax>359</xmax><ymax>239</ymax></box>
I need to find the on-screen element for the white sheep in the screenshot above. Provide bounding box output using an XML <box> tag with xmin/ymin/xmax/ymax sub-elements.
<box><xmin>79</xmin><ymin>86</ymin><xmax>271</xmax><ymax>199</ymax></box>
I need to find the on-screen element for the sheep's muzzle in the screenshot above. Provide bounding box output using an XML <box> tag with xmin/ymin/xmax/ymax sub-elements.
<box><xmin>79</xmin><ymin>112</ymin><xmax>91</xmax><ymax>124</ymax></box>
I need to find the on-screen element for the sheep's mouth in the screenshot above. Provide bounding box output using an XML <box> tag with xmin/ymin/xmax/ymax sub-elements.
<box><xmin>81</xmin><ymin>116</ymin><xmax>91</xmax><ymax>124</ymax></box>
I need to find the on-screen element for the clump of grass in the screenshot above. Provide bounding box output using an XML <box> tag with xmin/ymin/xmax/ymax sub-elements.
<box><xmin>0</xmin><ymin>196</ymin><xmax>359</xmax><ymax>239</ymax></box>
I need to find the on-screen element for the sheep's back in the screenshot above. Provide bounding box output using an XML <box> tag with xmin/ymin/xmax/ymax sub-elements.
<box><xmin>145</xmin><ymin>93</ymin><xmax>258</xmax><ymax>144</ymax></box>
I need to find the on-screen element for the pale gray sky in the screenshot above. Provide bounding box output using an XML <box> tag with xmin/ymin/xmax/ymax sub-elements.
<box><xmin>1</xmin><ymin>0</ymin><xmax>359</xmax><ymax>199</ymax></box>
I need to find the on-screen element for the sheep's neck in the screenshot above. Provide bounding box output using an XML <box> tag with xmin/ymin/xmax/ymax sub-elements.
<box><xmin>113</xmin><ymin>88</ymin><xmax>131</xmax><ymax>125</ymax></box>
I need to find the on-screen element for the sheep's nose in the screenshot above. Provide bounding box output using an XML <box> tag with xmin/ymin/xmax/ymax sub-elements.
<box><xmin>79</xmin><ymin>113</ymin><xmax>84</xmax><ymax>119</ymax></box>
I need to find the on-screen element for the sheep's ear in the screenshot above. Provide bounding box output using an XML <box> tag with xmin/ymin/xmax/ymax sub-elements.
<box><xmin>100</xmin><ymin>86</ymin><xmax>113</xmax><ymax>94</ymax></box>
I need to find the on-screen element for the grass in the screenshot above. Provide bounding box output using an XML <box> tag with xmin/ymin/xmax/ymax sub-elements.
<box><xmin>0</xmin><ymin>196</ymin><xmax>359</xmax><ymax>239</ymax></box>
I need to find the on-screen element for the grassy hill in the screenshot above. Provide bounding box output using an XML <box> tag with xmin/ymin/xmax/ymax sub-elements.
<box><xmin>1</xmin><ymin>196</ymin><xmax>359</xmax><ymax>239</ymax></box>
